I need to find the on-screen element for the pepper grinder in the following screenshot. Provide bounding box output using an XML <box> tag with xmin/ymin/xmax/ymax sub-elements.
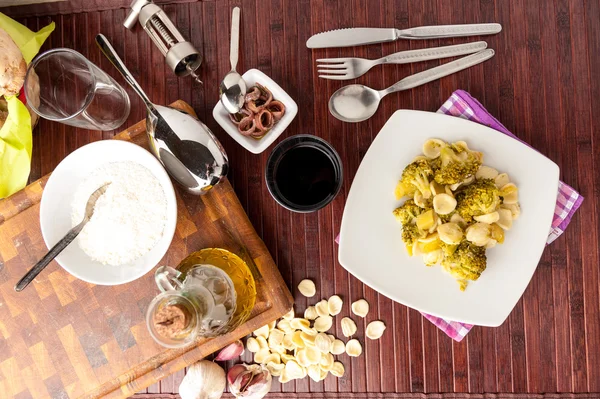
<box><xmin>124</xmin><ymin>0</ymin><xmax>203</xmax><ymax>83</ymax></box>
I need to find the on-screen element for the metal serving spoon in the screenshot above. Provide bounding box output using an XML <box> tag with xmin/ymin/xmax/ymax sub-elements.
<box><xmin>95</xmin><ymin>34</ymin><xmax>228</xmax><ymax>195</ymax></box>
<box><xmin>15</xmin><ymin>183</ymin><xmax>110</xmax><ymax>292</ymax></box>
<box><xmin>219</xmin><ymin>7</ymin><xmax>246</xmax><ymax>113</ymax></box>
<box><xmin>328</xmin><ymin>49</ymin><xmax>495</xmax><ymax>123</ymax></box>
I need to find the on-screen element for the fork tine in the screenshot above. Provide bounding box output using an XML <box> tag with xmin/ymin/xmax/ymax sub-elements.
<box><xmin>316</xmin><ymin>58</ymin><xmax>349</xmax><ymax>63</ymax></box>
<box><xmin>317</xmin><ymin>64</ymin><xmax>347</xmax><ymax>69</ymax></box>
<box><xmin>318</xmin><ymin>74</ymin><xmax>352</xmax><ymax>80</ymax></box>
<box><xmin>317</xmin><ymin>69</ymin><xmax>348</xmax><ymax>75</ymax></box>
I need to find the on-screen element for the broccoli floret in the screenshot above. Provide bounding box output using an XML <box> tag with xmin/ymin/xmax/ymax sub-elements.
<box><xmin>441</xmin><ymin>241</ymin><xmax>487</xmax><ymax>281</ymax></box>
<box><xmin>393</xmin><ymin>199</ymin><xmax>424</xmax><ymax>225</ymax></box>
<box><xmin>401</xmin><ymin>223</ymin><xmax>423</xmax><ymax>246</ymax></box>
<box><xmin>439</xmin><ymin>242</ymin><xmax>459</xmax><ymax>257</ymax></box>
<box><xmin>395</xmin><ymin>159</ymin><xmax>433</xmax><ymax>199</ymax></box>
<box><xmin>434</xmin><ymin>144</ymin><xmax>482</xmax><ymax>185</ymax></box>
<box><xmin>455</xmin><ymin>178</ymin><xmax>500</xmax><ymax>222</ymax></box>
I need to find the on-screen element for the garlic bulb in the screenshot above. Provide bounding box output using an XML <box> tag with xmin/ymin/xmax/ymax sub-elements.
<box><xmin>228</xmin><ymin>364</ymin><xmax>272</xmax><ymax>399</ymax></box>
<box><xmin>179</xmin><ymin>360</ymin><xmax>226</xmax><ymax>399</ymax></box>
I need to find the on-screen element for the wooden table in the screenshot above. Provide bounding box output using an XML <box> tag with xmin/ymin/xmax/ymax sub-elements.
<box><xmin>2</xmin><ymin>0</ymin><xmax>599</xmax><ymax>397</ymax></box>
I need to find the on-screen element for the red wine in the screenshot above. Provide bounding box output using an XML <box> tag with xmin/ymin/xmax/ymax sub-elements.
<box><xmin>274</xmin><ymin>145</ymin><xmax>337</xmax><ymax>207</ymax></box>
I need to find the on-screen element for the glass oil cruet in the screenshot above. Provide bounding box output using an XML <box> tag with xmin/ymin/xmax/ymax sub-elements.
<box><xmin>146</xmin><ymin>248</ymin><xmax>257</xmax><ymax>348</ymax></box>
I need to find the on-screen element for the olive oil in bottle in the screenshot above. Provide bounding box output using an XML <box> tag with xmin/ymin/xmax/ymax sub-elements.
<box><xmin>177</xmin><ymin>248</ymin><xmax>256</xmax><ymax>336</ymax></box>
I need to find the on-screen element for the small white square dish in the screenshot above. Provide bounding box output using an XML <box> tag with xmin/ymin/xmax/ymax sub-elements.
<box><xmin>213</xmin><ymin>68</ymin><xmax>298</xmax><ymax>154</ymax></box>
<box><xmin>338</xmin><ymin>110</ymin><xmax>560</xmax><ymax>327</ymax></box>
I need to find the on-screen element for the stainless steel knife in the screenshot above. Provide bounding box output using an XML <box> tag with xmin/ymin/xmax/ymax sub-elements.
<box><xmin>306</xmin><ymin>23</ymin><xmax>502</xmax><ymax>49</ymax></box>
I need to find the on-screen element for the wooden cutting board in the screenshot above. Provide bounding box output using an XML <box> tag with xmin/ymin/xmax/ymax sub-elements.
<box><xmin>0</xmin><ymin>101</ymin><xmax>294</xmax><ymax>399</ymax></box>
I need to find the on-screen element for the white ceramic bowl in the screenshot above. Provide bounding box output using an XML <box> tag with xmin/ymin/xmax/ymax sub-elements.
<box><xmin>213</xmin><ymin>68</ymin><xmax>298</xmax><ymax>154</ymax></box>
<box><xmin>40</xmin><ymin>140</ymin><xmax>177</xmax><ymax>285</ymax></box>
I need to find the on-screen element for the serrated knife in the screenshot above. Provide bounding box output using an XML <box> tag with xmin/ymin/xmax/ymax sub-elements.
<box><xmin>306</xmin><ymin>23</ymin><xmax>502</xmax><ymax>49</ymax></box>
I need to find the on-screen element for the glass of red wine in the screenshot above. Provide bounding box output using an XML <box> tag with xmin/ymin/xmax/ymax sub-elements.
<box><xmin>266</xmin><ymin>135</ymin><xmax>343</xmax><ymax>213</ymax></box>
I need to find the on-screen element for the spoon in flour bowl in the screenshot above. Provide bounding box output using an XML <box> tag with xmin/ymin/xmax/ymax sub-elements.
<box><xmin>14</xmin><ymin>183</ymin><xmax>111</xmax><ymax>292</ymax></box>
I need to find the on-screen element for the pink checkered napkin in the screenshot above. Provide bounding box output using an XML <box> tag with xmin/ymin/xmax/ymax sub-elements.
<box><xmin>336</xmin><ymin>90</ymin><xmax>584</xmax><ymax>342</ymax></box>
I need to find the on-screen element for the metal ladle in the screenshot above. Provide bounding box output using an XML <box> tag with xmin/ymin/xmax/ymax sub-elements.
<box><xmin>219</xmin><ymin>7</ymin><xmax>246</xmax><ymax>113</ymax></box>
<box><xmin>95</xmin><ymin>34</ymin><xmax>228</xmax><ymax>195</ymax></box>
<box><xmin>328</xmin><ymin>49</ymin><xmax>495</xmax><ymax>123</ymax></box>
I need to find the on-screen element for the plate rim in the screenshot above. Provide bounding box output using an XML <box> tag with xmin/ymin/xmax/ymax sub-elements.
<box><xmin>338</xmin><ymin>109</ymin><xmax>560</xmax><ymax>326</ymax></box>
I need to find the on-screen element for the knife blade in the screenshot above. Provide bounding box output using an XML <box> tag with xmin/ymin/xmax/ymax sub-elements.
<box><xmin>306</xmin><ymin>23</ymin><xmax>502</xmax><ymax>49</ymax></box>
<box><xmin>307</xmin><ymin>28</ymin><xmax>397</xmax><ymax>49</ymax></box>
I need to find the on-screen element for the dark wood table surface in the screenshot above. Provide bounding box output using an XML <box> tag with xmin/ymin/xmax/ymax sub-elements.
<box><xmin>2</xmin><ymin>0</ymin><xmax>599</xmax><ymax>397</ymax></box>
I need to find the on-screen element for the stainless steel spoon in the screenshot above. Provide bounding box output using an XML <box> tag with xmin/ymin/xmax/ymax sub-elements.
<box><xmin>95</xmin><ymin>34</ymin><xmax>228</xmax><ymax>195</ymax></box>
<box><xmin>219</xmin><ymin>7</ymin><xmax>247</xmax><ymax>113</ymax></box>
<box><xmin>14</xmin><ymin>183</ymin><xmax>110</xmax><ymax>292</ymax></box>
<box><xmin>328</xmin><ymin>49</ymin><xmax>495</xmax><ymax>123</ymax></box>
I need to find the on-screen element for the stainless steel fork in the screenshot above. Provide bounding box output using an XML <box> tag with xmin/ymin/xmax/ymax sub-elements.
<box><xmin>317</xmin><ymin>41</ymin><xmax>487</xmax><ymax>80</ymax></box>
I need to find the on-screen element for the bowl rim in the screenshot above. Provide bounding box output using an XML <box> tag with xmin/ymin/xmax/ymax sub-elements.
<box><xmin>39</xmin><ymin>140</ymin><xmax>178</xmax><ymax>285</ymax></box>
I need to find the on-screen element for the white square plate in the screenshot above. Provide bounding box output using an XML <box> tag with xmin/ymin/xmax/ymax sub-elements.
<box><xmin>213</xmin><ymin>69</ymin><xmax>298</xmax><ymax>154</ymax></box>
<box><xmin>339</xmin><ymin>110</ymin><xmax>559</xmax><ymax>326</ymax></box>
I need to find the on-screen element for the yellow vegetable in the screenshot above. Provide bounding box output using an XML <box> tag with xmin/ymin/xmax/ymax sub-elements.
<box><xmin>416</xmin><ymin>210</ymin><xmax>435</xmax><ymax>231</ymax></box>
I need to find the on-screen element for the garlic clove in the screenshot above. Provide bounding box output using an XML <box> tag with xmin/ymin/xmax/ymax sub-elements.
<box><xmin>315</xmin><ymin>333</ymin><xmax>331</xmax><ymax>353</ymax></box>
<box><xmin>215</xmin><ymin>340</ymin><xmax>245</xmax><ymax>361</ymax></box>
<box><xmin>253</xmin><ymin>325</ymin><xmax>270</xmax><ymax>339</ymax></box>
<box><xmin>365</xmin><ymin>320</ymin><xmax>386</xmax><ymax>340</ymax></box>
<box><xmin>282</xmin><ymin>308</ymin><xmax>295</xmax><ymax>320</ymax></box>
<box><xmin>341</xmin><ymin>317</ymin><xmax>357</xmax><ymax>337</ymax></box>
<box><xmin>345</xmin><ymin>339</ymin><xmax>362</xmax><ymax>357</ymax></box>
<box><xmin>330</xmin><ymin>361</ymin><xmax>345</xmax><ymax>378</ymax></box>
<box><xmin>315</xmin><ymin>300</ymin><xmax>330</xmax><ymax>318</ymax></box>
<box><xmin>268</xmin><ymin>320</ymin><xmax>276</xmax><ymax>331</ymax></box>
<box><xmin>180</xmin><ymin>360</ymin><xmax>226</xmax><ymax>399</ymax></box>
<box><xmin>246</xmin><ymin>337</ymin><xmax>260</xmax><ymax>353</ymax></box>
<box><xmin>314</xmin><ymin>315</ymin><xmax>333</xmax><ymax>332</ymax></box>
<box><xmin>351</xmin><ymin>299</ymin><xmax>369</xmax><ymax>318</ymax></box>
<box><xmin>327</xmin><ymin>295</ymin><xmax>343</xmax><ymax>316</ymax></box>
<box><xmin>331</xmin><ymin>339</ymin><xmax>346</xmax><ymax>355</ymax></box>
<box><xmin>327</xmin><ymin>334</ymin><xmax>336</xmax><ymax>343</ymax></box>
<box><xmin>298</xmin><ymin>279</ymin><xmax>316</xmax><ymax>297</ymax></box>
<box><xmin>229</xmin><ymin>364</ymin><xmax>272</xmax><ymax>399</ymax></box>
<box><xmin>304</xmin><ymin>306</ymin><xmax>318</xmax><ymax>320</ymax></box>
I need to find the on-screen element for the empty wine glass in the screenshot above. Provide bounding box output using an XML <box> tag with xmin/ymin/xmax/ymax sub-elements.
<box><xmin>24</xmin><ymin>48</ymin><xmax>130</xmax><ymax>131</ymax></box>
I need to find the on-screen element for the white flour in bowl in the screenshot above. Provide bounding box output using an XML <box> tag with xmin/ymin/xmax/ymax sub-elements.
<box><xmin>71</xmin><ymin>161</ymin><xmax>168</xmax><ymax>266</ymax></box>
